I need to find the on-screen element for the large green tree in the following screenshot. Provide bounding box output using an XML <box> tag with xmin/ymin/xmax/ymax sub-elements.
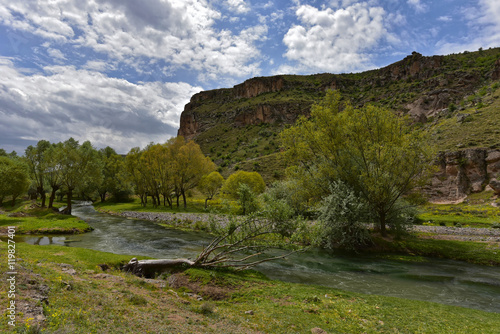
<box><xmin>174</xmin><ymin>139</ymin><xmax>216</xmax><ymax>208</ymax></box>
<box><xmin>59</xmin><ymin>139</ymin><xmax>103</xmax><ymax>214</ymax></box>
<box><xmin>281</xmin><ymin>90</ymin><xmax>434</xmax><ymax>236</ymax></box>
<box><xmin>25</xmin><ymin>140</ymin><xmax>51</xmax><ymax>207</ymax></box>
<box><xmin>0</xmin><ymin>156</ymin><xmax>30</xmax><ymax>206</ymax></box>
<box><xmin>45</xmin><ymin>142</ymin><xmax>65</xmax><ymax>209</ymax></box>
<box><xmin>221</xmin><ymin>171</ymin><xmax>266</xmax><ymax>199</ymax></box>
<box><xmin>97</xmin><ymin>147</ymin><xmax>130</xmax><ymax>202</ymax></box>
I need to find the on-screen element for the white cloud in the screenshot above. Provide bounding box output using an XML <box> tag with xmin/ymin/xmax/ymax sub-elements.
<box><xmin>0</xmin><ymin>58</ymin><xmax>202</xmax><ymax>153</ymax></box>
<box><xmin>226</xmin><ymin>0</ymin><xmax>250</xmax><ymax>14</ymax></box>
<box><xmin>0</xmin><ymin>0</ymin><xmax>263</xmax><ymax>80</ymax></box>
<box><xmin>437</xmin><ymin>16</ymin><xmax>452</xmax><ymax>22</ymax></box>
<box><xmin>282</xmin><ymin>3</ymin><xmax>387</xmax><ymax>73</ymax></box>
<box><xmin>46</xmin><ymin>48</ymin><xmax>66</xmax><ymax>62</ymax></box>
<box><xmin>437</xmin><ymin>0</ymin><xmax>500</xmax><ymax>54</ymax></box>
<box><xmin>407</xmin><ymin>0</ymin><xmax>427</xmax><ymax>13</ymax></box>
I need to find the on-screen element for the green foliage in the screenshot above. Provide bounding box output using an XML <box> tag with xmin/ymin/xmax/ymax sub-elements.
<box><xmin>98</xmin><ymin>146</ymin><xmax>131</xmax><ymax>202</ymax></box>
<box><xmin>58</xmin><ymin>138</ymin><xmax>103</xmax><ymax>213</ymax></box>
<box><xmin>221</xmin><ymin>170</ymin><xmax>266</xmax><ymax>199</ymax></box>
<box><xmin>318</xmin><ymin>181</ymin><xmax>372</xmax><ymax>251</ymax></box>
<box><xmin>198</xmin><ymin>171</ymin><xmax>224</xmax><ymax>209</ymax></box>
<box><xmin>0</xmin><ymin>156</ymin><xmax>30</xmax><ymax>206</ymax></box>
<box><xmin>237</xmin><ymin>183</ymin><xmax>259</xmax><ymax>215</ymax></box>
<box><xmin>281</xmin><ymin>90</ymin><xmax>434</xmax><ymax>235</ymax></box>
<box><xmin>125</xmin><ymin>137</ymin><xmax>215</xmax><ymax>209</ymax></box>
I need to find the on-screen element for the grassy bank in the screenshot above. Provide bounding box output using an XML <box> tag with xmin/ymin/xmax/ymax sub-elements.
<box><xmin>94</xmin><ymin>196</ymin><xmax>226</xmax><ymax>214</ymax></box>
<box><xmin>1</xmin><ymin>242</ymin><xmax>499</xmax><ymax>333</ymax></box>
<box><xmin>0</xmin><ymin>201</ymin><xmax>92</xmax><ymax>235</ymax></box>
<box><xmin>373</xmin><ymin>236</ymin><xmax>500</xmax><ymax>266</ymax></box>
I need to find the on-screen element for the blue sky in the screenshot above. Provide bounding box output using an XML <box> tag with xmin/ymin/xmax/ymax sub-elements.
<box><xmin>0</xmin><ymin>0</ymin><xmax>499</xmax><ymax>154</ymax></box>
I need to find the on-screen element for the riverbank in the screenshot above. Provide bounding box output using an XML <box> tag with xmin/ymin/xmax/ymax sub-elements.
<box><xmin>105</xmin><ymin>209</ymin><xmax>500</xmax><ymax>265</ymax></box>
<box><xmin>0</xmin><ymin>201</ymin><xmax>93</xmax><ymax>235</ymax></box>
<box><xmin>1</xmin><ymin>242</ymin><xmax>499</xmax><ymax>333</ymax></box>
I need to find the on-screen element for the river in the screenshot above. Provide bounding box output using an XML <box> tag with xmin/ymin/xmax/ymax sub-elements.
<box><xmin>19</xmin><ymin>202</ymin><xmax>500</xmax><ymax>313</ymax></box>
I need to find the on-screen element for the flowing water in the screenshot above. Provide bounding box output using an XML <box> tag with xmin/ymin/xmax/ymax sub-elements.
<box><xmin>18</xmin><ymin>202</ymin><xmax>500</xmax><ymax>313</ymax></box>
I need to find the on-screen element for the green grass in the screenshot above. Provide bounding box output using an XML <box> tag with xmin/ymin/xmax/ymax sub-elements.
<box><xmin>428</xmin><ymin>82</ymin><xmax>500</xmax><ymax>150</ymax></box>
<box><xmin>373</xmin><ymin>237</ymin><xmax>500</xmax><ymax>266</ymax></box>
<box><xmin>0</xmin><ymin>200</ymin><xmax>92</xmax><ymax>234</ymax></box>
<box><xmin>95</xmin><ymin>196</ymin><xmax>227</xmax><ymax>214</ymax></box>
<box><xmin>1</xmin><ymin>242</ymin><xmax>499</xmax><ymax>333</ymax></box>
<box><xmin>417</xmin><ymin>194</ymin><xmax>500</xmax><ymax>228</ymax></box>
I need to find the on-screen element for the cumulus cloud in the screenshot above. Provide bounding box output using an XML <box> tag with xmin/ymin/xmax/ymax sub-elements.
<box><xmin>226</xmin><ymin>0</ymin><xmax>250</xmax><ymax>14</ymax></box>
<box><xmin>0</xmin><ymin>0</ymin><xmax>263</xmax><ymax>80</ymax></box>
<box><xmin>282</xmin><ymin>3</ymin><xmax>387</xmax><ymax>73</ymax></box>
<box><xmin>0</xmin><ymin>58</ymin><xmax>202</xmax><ymax>153</ymax></box>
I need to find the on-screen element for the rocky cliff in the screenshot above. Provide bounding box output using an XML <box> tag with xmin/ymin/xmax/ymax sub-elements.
<box><xmin>427</xmin><ymin>149</ymin><xmax>500</xmax><ymax>202</ymax></box>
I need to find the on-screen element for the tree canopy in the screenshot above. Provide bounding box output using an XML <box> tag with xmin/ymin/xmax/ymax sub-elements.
<box><xmin>281</xmin><ymin>90</ymin><xmax>434</xmax><ymax>236</ymax></box>
<box><xmin>221</xmin><ymin>170</ymin><xmax>266</xmax><ymax>199</ymax></box>
<box><xmin>0</xmin><ymin>156</ymin><xmax>30</xmax><ymax>206</ymax></box>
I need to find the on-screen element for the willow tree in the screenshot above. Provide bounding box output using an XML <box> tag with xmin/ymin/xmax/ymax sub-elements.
<box><xmin>174</xmin><ymin>139</ymin><xmax>216</xmax><ymax>208</ymax></box>
<box><xmin>281</xmin><ymin>90</ymin><xmax>434</xmax><ymax>236</ymax></box>
<box><xmin>25</xmin><ymin>140</ymin><xmax>51</xmax><ymax>207</ymax></box>
<box><xmin>59</xmin><ymin>139</ymin><xmax>102</xmax><ymax>214</ymax></box>
<box><xmin>0</xmin><ymin>156</ymin><xmax>30</xmax><ymax>206</ymax></box>
<box><xmin>199</xmin><ymin>171</ymin><xmax>224</xmax><ymax>209</ymax></box>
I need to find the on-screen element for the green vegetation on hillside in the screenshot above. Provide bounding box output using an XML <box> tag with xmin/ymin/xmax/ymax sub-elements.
<box><xmin>428</xmin><ymin>82</ymin><xmax>500</xmax><ymax>150</ymax></box>
<box><xmin>186</xmin><ymin>48</ymin><xmax>500</xmax><ymax>181</ymax></box>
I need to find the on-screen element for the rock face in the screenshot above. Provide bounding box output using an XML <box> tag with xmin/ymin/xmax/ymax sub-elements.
<box><xmin>178</xmin><ymin>75</ymin><xmax>313</xmax><ymax>140</ymax></box>
<box><xmin>426</xmin><ymin>149</ymin><xmax>500</xmax><ymax>201</ymax></box>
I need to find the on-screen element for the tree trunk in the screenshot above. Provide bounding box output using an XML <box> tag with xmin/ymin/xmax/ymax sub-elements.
<box><xmin>48</xmin><ymin>186</ymin><xmax>59</xmax><ymax>209</ymax></box>
<box><xmin>63</xmin><ymin>188</ymin><xmax>73</xmax><ymax>215</ymax></box>
<box><xmin>379</xmin><ymin>211</ymin><xmax>387</xmax><ymax>237</ymax></box>
<box><xmin>182</xmin><ymin>190</ymin><xmax>187</xmax><ymax>208</ymax></box>
<box><xmin>99</xmin><ymin>192</ymin><xmax>106</xmax><ymax>202</ymax></box>
<box><xmin>123</xmin><ymin>258</ymin><xmax>194</xmax><ymax>278</ymax></box>
<box><xmin>38</xmin><ymin>186</ymin><xmax>46</xmax><ymax>207</ymax></box>
<box><xmin>205</xmin><ymin>198</ymin><xmax>208</xmax><ymax>209</ymax></box>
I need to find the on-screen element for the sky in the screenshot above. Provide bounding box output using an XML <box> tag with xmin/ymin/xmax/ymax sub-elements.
<box><xmin>0</xmin><ymin>0</ymin><xmax>499</xmax><ymax>154</ymax></box>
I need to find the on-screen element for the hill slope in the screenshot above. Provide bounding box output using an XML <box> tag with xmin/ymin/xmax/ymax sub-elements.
<box><xmin>177</xmin><ymin>48</ymin><xmax>500</xmax><ymax>200</ymax></box>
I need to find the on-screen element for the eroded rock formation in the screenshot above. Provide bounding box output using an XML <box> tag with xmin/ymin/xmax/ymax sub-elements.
<box><xmin>426</xmin><ymin>149</ymin><xmax>500</xmax><ymax>201</ymax></box>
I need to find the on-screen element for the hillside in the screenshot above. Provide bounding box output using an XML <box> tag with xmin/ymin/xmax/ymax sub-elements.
<box><xmin>177</xmin><ymin>48</ymin><xmax>500</xmax><ymax>200</ymax></box>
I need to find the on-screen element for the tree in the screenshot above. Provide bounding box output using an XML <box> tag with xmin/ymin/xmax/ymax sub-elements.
<box><xmin>124</xmin><ymin>213</ymin><xmax>303</xmax><ymax>277</ymax></box>
<box><xmin>198</xmin><ymin>171</ymin><xmax>224</xmax><ymax>209</ymax></box>
<box><xmin>281</xmin><ymin>90</ymin><xmax>434</xmax><ymax>236</ymax></box>
<box><xmin>221</xmin><ymin>171</ymin><xmax>266</xmax><ymax>199</ymax></box>
<box><xmin>174</xmin><ymin>139</ymin><xmax>216</xmax><ymax>208</ymax></box>
<box><xmin>0</xmin><ymin>156</ymin><xmax>30</xmax><ymax>206</ymax></box>
<box><xmin>97</xmin><ymin>147</ymin><xmax>130</xmax><ymax>202</ymax></box>
<box><xmin>25</xmin><ymin>140</ymin><xmax>51</xmax><ymax>207</ymax></box>
<box><xmin>237</xmin><ymin>183</ymin><xmax>259</xmax><ymax>215</ymax></box>
<box><xmin>59</xmin><ymin>139</ymin><xmax>102</xmax><ymax>214</ymax></box>
<box><xmin>125</xmin><ymin>147</ymin><xmax>148</xmax><ymax>206</ymax></box>
<box><xmin>45</xmin><ymin>142</ymin><xmax>65</xmax><ymax>209</ymax></box>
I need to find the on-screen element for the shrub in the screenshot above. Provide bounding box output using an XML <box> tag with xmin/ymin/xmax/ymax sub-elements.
<box><xmin>491</xmin><ymin>222</ymin><xmax>500</xmax><ymax>229</ymax></box>
<box><xmin>318</xmin><ymin>181</ymin><xmax>372</xmax><ymax>251</ymax></box>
